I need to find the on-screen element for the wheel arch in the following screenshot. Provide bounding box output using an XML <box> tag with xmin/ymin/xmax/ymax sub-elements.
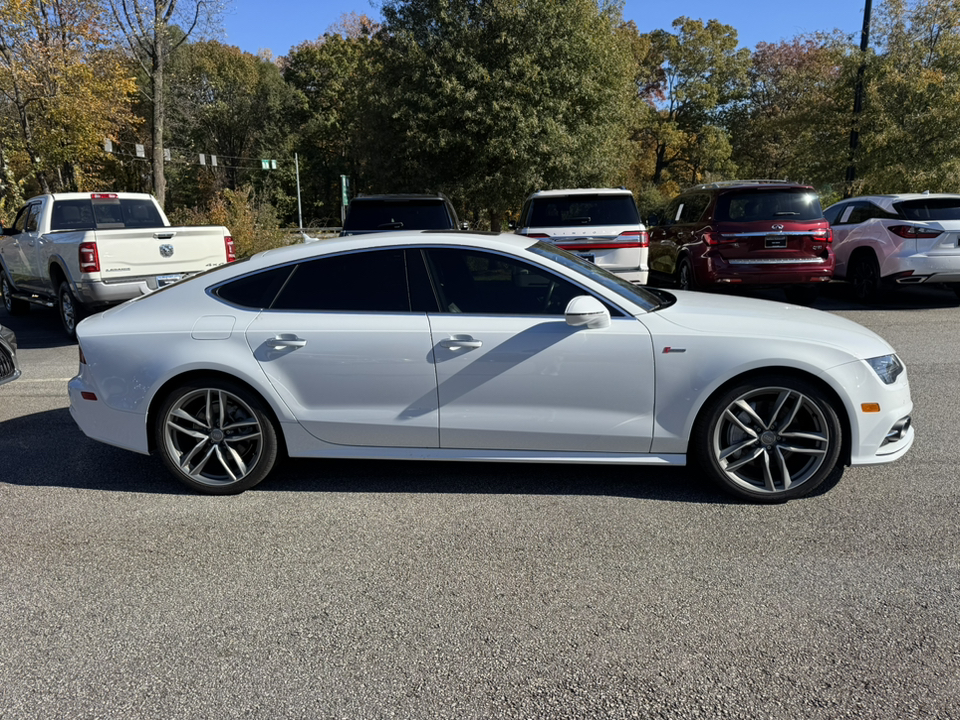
<box><xmin>686</xmin><ymin>365</ymin><xmax>852</xmax><ymax>467</ymax></box>
<box><xmin>145</xmin><ymin>369</ymin><xmax>287</xmax><ymax>457</ymax></box>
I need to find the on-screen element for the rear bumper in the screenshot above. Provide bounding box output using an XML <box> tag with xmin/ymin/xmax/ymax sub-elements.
<box><xmin>883</xmin><ymin>253</ymin><xmax>960</xmax><ymax>284</ymax></box>
<box><xmin>699</xmin><ymin>253</ymin><xmax>834</xmax><ymax>286</ymax></box>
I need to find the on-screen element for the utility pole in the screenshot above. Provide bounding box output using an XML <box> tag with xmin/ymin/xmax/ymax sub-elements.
<box><xmin>845</xmin><ymin>0</ymin><xmax>873</xmax><ymax>195</ymax></box>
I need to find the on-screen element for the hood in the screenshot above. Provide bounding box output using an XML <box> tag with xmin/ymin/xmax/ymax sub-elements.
<box><xmin>657</xmin><ymin>291</ymin><xmax>895</xmax><ymax>359</ymax></box>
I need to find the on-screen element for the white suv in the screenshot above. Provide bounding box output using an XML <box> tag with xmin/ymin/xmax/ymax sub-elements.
<box><xmin>825</xmin><ymin>193</ymin><xmax>960</xmax><ymax>301</ymax></box>
<box><xmin>514</xmin><ymin>188</ymin><xmax>649</xmax><ymax>284</ymax></box>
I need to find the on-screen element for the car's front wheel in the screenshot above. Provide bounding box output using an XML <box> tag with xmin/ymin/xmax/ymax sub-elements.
<box><xmin>155</xmin><ymin>379</ymin><xmax>279</xmax><ymax>494</ymax></box>
<box><xmin>2</xmin><ymin>274</ymin><xmax>29</xmax><ymax>315</ymax></box>
<box><xmin>692</xmin><ymin>375</ymin><xmax>843</xmax><ymax>502</ymax></box>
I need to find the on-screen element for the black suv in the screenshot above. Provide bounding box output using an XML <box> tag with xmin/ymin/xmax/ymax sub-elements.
<box><xmin>340</xmin><ymin>194</ymin><xmax>464</xmax><ymax>236</ymax></box>
<box><xmin>647</xmin><ymin>180</ymin><xmax>834</xmax><ymax>303</ymax></box>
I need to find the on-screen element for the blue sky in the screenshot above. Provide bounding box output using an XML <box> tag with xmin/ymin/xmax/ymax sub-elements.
<box><xmin>221</xmin><ymin>0</ymin><xmax>870</xmax><ymax>58</ymax></box>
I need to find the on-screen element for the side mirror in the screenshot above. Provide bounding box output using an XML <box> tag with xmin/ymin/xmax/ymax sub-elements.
<box><xmin>459</xmin><ymin>221</ymin><xmax>470</xmax><ymax>230</ymax></box>
<box><xmin>646</xmin><ymin>214</ymin><xmax>660</xmax><ymax>227</ymax></box>
<box><xmin>564</xmin><ymin>295</ymin><xmax>610</xmax><ymax>329</ymax></box>
<box><xmin>507</xmin><ymin>221</ymin><xmax>517</xmax><ymax>230</ymax></box>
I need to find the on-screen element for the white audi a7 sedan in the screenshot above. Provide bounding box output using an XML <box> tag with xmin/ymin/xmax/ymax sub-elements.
<box><xmin>68</xmin><ymin>231</ymin><xmax>914</xmax><ymax>502</ymax></box>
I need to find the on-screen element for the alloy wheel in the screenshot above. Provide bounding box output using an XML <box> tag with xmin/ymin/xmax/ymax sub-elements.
<box><xmin>162</xmin><ymin>387</ymin><xmax>265</xmax><ymax>487</ymax></box>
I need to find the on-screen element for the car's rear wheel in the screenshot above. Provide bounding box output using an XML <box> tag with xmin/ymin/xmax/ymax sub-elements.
<box><xmin>677</xmin><ymin>257</ymin><xmax>697</xmax><ymax>291</ymax></box>
<box><xmin>58</xmin><ymin>281</ymin><xmax>85</xmax><ymax>339</ymax></box>
<box><xmin>1</xmin><ymin>275</ymin><xmax>29</xmax><ymax>315</ymax></box>
<box><xmin>155</xmin><ymin>379</ymin><xmax>278</xmax><ymax>494</ymax></box>
<box><xmin>693</xmin><ymin>375</ymin><xmax>843</xmax><ymax>502</ymax></box>
<box><xmin>848</xmin><ymin>252</ymin><xmax>881</xmax><ymax>303</ymax></box>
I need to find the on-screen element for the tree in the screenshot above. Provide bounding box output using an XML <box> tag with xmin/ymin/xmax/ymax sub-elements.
<box><xmin>108</xmin><ymin>0</ymin><xmax>223</xmax><ymax>208</ymax></box>
<box><xmin>369</xmin><ymin>0</ymin><xmax>636</xmax><ymax>229</ymax></box>
<box><xmin>852</xmin><ymin>0</ymin><xmax>960</xmax><ymax>193</ymax></box>
<box><xmin>282</xmin><ymin>16</ymin><xmax>379</xmax><ymax>226</ymax></box>
<box><xmin>0</xmin><ymin>0</ymin><xmax>137</xmax><ymax>202</ymax></box>
<box><xmin>164</xmin><ymin>40</ymin><xmax>303</xmax><ymax>215</ymax></box>
<box><xmin>634</xmin><ymin>17</ymin><xmax>751</xmax><ymax>192</ymax></box>
<box><xmin>729</xmin><ymin>35</ymin><xmax>853</xmax><ymax>192</ymax></box>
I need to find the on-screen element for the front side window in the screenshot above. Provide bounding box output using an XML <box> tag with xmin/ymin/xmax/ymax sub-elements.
<box><xmin>422</xmin><ymin>247</ymin><xmax>587</xmax><ymax>315</ymax></box>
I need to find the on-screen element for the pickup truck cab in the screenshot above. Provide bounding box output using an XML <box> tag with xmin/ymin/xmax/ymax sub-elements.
<box><xmin>1</xmin><ymin>192</ymin><xmax>234</xmax><ymax>337</ymax></box>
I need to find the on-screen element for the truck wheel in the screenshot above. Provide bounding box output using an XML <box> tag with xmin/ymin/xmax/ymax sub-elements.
<box><xmin>58</xmin><ymin>281</ymin><xmax>85</xmax><ymax>339</ymax></box>
<box><xmin>2</xmin><ymin>275</ymin><xmax>30</xmax><ymax>315</ymax></box>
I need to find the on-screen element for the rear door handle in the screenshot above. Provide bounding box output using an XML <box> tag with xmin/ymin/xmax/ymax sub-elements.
<box><xmin>440</xmin><ymin>336</ymin><xmax>482</xmax><ymax>350</ymax></box>
<box><xmin>268</xmin><ymin>334</ymin><xmax>307</xmax><ymax>350</ymax></box>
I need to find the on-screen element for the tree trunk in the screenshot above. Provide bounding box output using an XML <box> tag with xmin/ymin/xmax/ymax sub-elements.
<box><xmin>152</xmin><ymin>40</ymin><xmax>166</xmax><ymax>208</ymax></box>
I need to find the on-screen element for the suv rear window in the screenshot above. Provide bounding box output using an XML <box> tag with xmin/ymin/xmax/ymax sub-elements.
<box><xmin>715</xmin><ymin>190</ymin><xmax>823</xmax><ymax>223</ymax></box>
<box><xmin>893</xmin><ymin>198</ymin><xmax>960</xmax><ymax>221</ymax></box>
<box><xmin>343</xmin><ymin>199</ymin><xmax>453</xmax><ymax>232</ymax></box>
<box><xmin>527</xmin><ymin>195</ymin><xmax>639</xmax><ymax>227</ymax></box>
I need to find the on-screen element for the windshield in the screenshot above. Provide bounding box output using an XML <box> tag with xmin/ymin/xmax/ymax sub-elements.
<box><xmin>894</xmin><ymin>198</ymin><xmax>960</xmax><ymax>221</ymax></box>
<box><xmin>715</xmin><ymin>190</ymin><xmax>823</xmax><ymax>222</ymax></box>
<box><xmin>528</xmin><ymin>241</ymin><xmax>662</xmax><ymax>312</ymax></box>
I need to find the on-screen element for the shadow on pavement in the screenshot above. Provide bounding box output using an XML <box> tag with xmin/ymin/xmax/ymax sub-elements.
<box><xmin>0</xmin><ymin>408</ymin><xmax>738</xmax><ymax>504</ymax></box>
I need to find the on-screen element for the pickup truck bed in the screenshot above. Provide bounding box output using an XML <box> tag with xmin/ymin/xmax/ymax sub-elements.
<box><xmin>1</xmin><ymin>192</ymin><xmax>234</xmax><ymax>338</ymax></box>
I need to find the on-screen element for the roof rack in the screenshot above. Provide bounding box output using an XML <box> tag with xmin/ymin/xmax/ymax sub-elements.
<box><xmin>684</xmin><ymin>179</ymin><xmax>796</xmax><ymax>191</ymax></box>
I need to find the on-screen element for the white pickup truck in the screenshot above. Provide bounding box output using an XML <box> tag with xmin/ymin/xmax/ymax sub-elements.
<box><xmin>0</xmin><ymin>192</ymin><xmax>235</xmax><ymax>337</ymax></box>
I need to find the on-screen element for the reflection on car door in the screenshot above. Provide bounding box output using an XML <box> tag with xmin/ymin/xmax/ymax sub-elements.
<box><xmin>422</xmin><ymin>248</ymin><xmax>656</xmax><ymax>452</ymax></box>
<box><xmin>244</xmin><ymin>249</ymin><xmax>441</xmax><ymax>448</ymax></box>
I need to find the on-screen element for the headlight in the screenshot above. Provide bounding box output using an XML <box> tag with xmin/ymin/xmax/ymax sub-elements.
<box><xmin>866</xmin><ymin>354</ymin><xmax>904</xmax><ymax>385</ymax></box>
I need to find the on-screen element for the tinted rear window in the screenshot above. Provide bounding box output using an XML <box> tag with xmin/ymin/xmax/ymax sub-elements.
<box><xmin>528</xmin><ymin>194</ymin><xmax>639</xmax><ymax>227</ymax></box>
<box><xmin>894</xmin><ymin>198</ymin><xmax>960</xmax><ymax>221</ymax></box>
<box><xmin>715</xmin><ymin>190</ymin><xmax>823</xmax><ymax>222</ymax></box>
<box><xmin>50</xmin><ymin>198</ymin><xmax>165</xmax><ymax>230</ymax></box>
<box><xmin>343</xmin><ymin>199</ymin><xmax>453</xmax><ymax>231</ymax></box>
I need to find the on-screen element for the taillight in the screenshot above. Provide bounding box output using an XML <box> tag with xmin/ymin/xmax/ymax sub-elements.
<box><xmin>225</xmin><ymin>235</ymin><xmax>236</xmax><ymax>262</ymax></box>
<box><xmin>89</xmin><ymin>193</ymin><xmax>118</xmax><ymax>199</ymax></box>
<box><xmin>703</xmin><ymin>231</ymin><xmax>737</xmax><ymax>245</ymax></box>
<box><xmin>889</xmin><ymin>225</ymin><xmax>941</xmax><ymax>239</ymax></box>
<box><xmin>525</xmin><ymin>233</ymin><xmax>551</xmax><ymax>239</ymax></box>
<box><xmin>557</xmin><ymin>231</ymin><xmax>649</xmax><ymax>252</ymax></box>
<box><xmin>823</xmin><ymin>227</ymin><xmax>833</xmax><ymax>243</ymax></box>
<box><xmin>79</xmin><ymin>242</ymin><xmax>100</xmax><ymax>272</ymax></box>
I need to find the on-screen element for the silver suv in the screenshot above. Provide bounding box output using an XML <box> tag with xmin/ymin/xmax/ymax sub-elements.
<box><xmin>514</xmin><ymin>188</ymin><xmax>649</xmax><ymax>284</ymax></box>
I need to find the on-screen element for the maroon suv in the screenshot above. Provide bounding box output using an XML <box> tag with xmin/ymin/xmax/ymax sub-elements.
<box><xmin>648</xmin><ymin>181</ymin><xmax>834</xmax><ymax>303</ymax></box>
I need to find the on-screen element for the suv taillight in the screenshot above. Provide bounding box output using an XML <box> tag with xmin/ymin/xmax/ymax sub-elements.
<box><xmin>703</xmin><ymin>232</ymin><xmax>737</xmax><ymax>245</ymax></box>
<box><xmin>525</xmin><ymin>233</ymin><xmax>551</xmax><ymax>239</ymax></box>
<box><xmin>225</xmin><ymin>235</ymin><xmax>236</xmax><ymax>262</ymax></box>
<box><xmin>889</xmin><ymin>225</ymin><xmax>941</xmax><ymax>239</ymax></box>
<box><xmin>79</xmin><ymin>242</ymin><xmax>100</xmax><ymax>272</ymax></box>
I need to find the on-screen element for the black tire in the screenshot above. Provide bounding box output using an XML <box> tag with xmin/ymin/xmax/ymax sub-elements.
<box><xmin>154</xmin><ymin>378</ymin><xmax>278</xmax><ymax>494</ymax></box>
<box><xmin>848</xmin><ymin>252</ymin><xmax>881</xmax><ymax>303</ymax></box>
<box><xmin>676</xmin><ymin>257</ymin><xmax>697</xmax><ymax>291</ymax></box>
<box><xmin>692</xmin><ymin>374</ymin><xmax>844</xmax><ymax>502</ymax></box>
<box><xmin>1</xmin><ymin>274</ymin><xmax>29</xmax><ymax>315</ymax></box>
<box><xmin>783</xmin><ymin>285</ymin><xmax>819</xmax><ymax>305</ymax></box>
<box><xmin>58</xmin><ymin>281</ymin><xmax>85</xmax><ymax>339</ymax></box>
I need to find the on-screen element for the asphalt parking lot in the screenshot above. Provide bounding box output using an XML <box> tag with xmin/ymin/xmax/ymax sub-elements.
<box><xmin>1</xmin><ymin>282</ymin><xmax>959</xmax><ymax>719</ymax></box>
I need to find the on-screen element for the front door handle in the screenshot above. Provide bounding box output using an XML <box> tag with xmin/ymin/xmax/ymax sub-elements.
<box><xmin>268</xmin><ymin>334</ymin><xmax>307</xmax><ymax>350</ymax></box>
<box><xmin>440</xmin><ymin>335</ymin><xmax>482</xmax><ymax>350</ymax></box>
